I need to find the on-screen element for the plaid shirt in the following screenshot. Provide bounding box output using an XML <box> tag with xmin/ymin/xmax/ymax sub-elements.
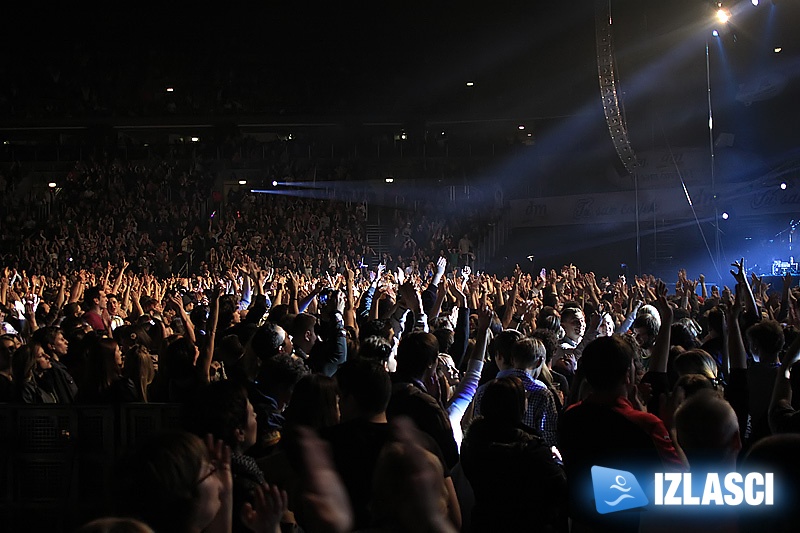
<box><xmin>473</xmin><ymin>368</ymin><xmax>559</xmax><ymax>447</ymax></box>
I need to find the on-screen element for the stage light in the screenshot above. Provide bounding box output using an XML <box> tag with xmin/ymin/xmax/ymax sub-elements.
<box><xmin>48</xmin><ymin>182</ymin><xmax>57</xmax><ymax>188</ymax></box>
<box><xmin>272</xmin><ymin>180</ymin><xmax>278</xmax><ymax>187</ymax></box>
<box><xmin>385</xmin><ymin>177</ymin><xmax>394</xmax><ymax>183</ymax></box>
<box><xmin>781</xmin><ymin>182</ymin><xmax>787</xmax><ymax>190</ymax></box>
<box><xmin>751</xmin><ymin>0</ymin><xmax>758</xmax><ymax>5</ymax></box>
<box><xmin>466</xmin><ymin>81</ymin><xmax>474</xmax><ymax>87</ymax></box>
<box><xmin>190</xmin><ymin>137</ymin><xmax>199</xmax><ymax>142</ymax></box>
<box><xmin>712</xmin><ymin>29</ymin><xmax>720</xmax><ymax>37</ymax></box>
<box><xmin>716</xmin><ymin>9</ymin><xmax>730</xmax><ymax>23</ymax></box>
<box><xmin>722</xmin><ymin>212</ymin><xmax>729</xmax><ymax>220</ymax></box>
<box><xmin>518</xmin><ymin>125</ymin><xmax>525</xmax><ymax>130</ymax></box>
<box><xmin>774</xmin><ymin>47</ymin><xmax>782</xmax><ymax>53</ymax></box>
<box><xmin>238</xmin><ymin>180</ymin><xmax>247</xmax><ymax>185</ymax></box>
<box><xmin>400</xmin><ymin>131</ymin><xmax>407</xmax><ymax>140</ymax></box>
<box><xmin>166</xmin><ymin>87</ymin><xmax>174</xmax><ymax>92</ymax></box>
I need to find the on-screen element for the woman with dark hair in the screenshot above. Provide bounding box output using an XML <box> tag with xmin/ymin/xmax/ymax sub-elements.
<box><xmin>182</xmin><ymin>380</ymin><xmax>277</xmax><ymax>533</ymax></box>
<box><xmin>461</xmin><ymin>376</ymin><xmax>567</xmax><ymax>532</ymax></box>
<box><xmin>77</xmin><ymin>337</ymin><xmax>137</xmax><ymax>404</ymax></box>
<box><xmin>122</xmin><ymin>345</ymin><xmax>155</xmax><ymax>402</ymax></box>
<box><xmin>283</xmin><ymin>374</ymin><xmax>340</xmax><ymax>431</ymax></box>
<box><xmin>114</xmin><ymin>430</ymin><xmax>235</xmax><ymax>533</ymax></box>
<box><xmin>0</xmin><ymin>335</ymin><xmax>15</xmax><ymax>402</ymax></box>
<box><xmin>12</xmin><ymin>342</ymin><xmax>58</xmax><ymax>403</ymax></box>
<box><xmin>149</xmin><ymin>335</ymin><xmax>201</xmax><ymax>403</ymax></box>
<box><xmin>151</xmin><ymin>288</ymin><xmax>220</xmax><ymax>403</ymax></box>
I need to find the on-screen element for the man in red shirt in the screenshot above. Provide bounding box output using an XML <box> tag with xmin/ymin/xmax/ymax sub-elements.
<box><xmin>82</xmin><ymin>285</ymin><xmax>110</xmax><ymax>335</ymax></box>
<box><xmin>559</xmin><ymin>335</ymin><xmax>685</xmax><ymax>533</ymax></box>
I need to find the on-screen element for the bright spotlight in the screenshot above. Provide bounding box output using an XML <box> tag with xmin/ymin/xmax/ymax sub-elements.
<box><xmin>190</xmin><ymin>137</ymin><xmax>199</xmax><ymax>142</ymax></box>
<box><xmin>774</xmin><ymin>47</ymin><xmax>782</xmax><ymax>53</ymax></box>
<box><xmin>48</xmin><ymin>182</ymin><xmax>57</xmax><ymax>188</ymax></box>
<box><xmin>781</xmin><ymin>182</ymin><xmax>787</xmax><ymax>190</ymax></box>
<box><xmin>466</xmin><ymin>81</ymin><xmax>474</xmax><ymax>87</ymax></box>
<box><xmin>712</xmin><ymin>29</ymin><xmax>720</xmax><ymax>37</ymax></box>
<box><xmin>385</xmin><ymin>177</ymin><xmax>394</xmax><ymax>183</ymax></box>
<box><xmin>272</xmin><ymin>180</ymin><xmax>278</xmax><ymax>187</ymax></box>
<box><xmin>751</xmin><ymin>0</ymin><xmax>758</xmax><ymax>5</ymax></box>
<box><xmin>716</xmin><ymin>9</ymin><xmax>730</xmax><ymax>23</ymax></box>
<box><xmin>166</xmin><ymin>87</ymin><xmax>174</xmax><ymax>93</ymax></box>
<box><xmin>518</xmin><ymin>125</ymin><xmax>525</xmax><ymax>130</ymax></box>
<box><xmin>238</xmin><ymin>180</ymin><xmax>247</xmax><ymax>185</ymax></box>
<box><xmin>721</xmin><ymin>212</ymin><xmax>729</xmax><ymax>220</ymax></box>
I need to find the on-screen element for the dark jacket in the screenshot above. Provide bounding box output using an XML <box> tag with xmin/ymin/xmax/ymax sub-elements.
<box><xmin>50</xmin><ymin>360</ymin><xmax>78</xmax><ymax>403</ymax></box>
<box><xmin>17</xmin><ymin>377</ymin><xmax>58</xmax><ymax>404</ymax></box>
<box><xmin>308</xmin><ymin>311</ymin><xmax>347</xmax><ymax>377</ymax></box>
<box><xmin>461</xmin><ymin>418</ymin><xmax>567</xmax><ymax>533</ymax></box>
<box><xmin>387</xmin><ymin>375</ymin><xmax>459</xmax><ymax>470</ymax></box>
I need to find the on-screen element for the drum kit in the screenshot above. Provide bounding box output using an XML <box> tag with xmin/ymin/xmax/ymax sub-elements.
<box><xmin>771</xmin><ymin>220</ymin><xmax>799</xmax><ymax>276</ymax></box>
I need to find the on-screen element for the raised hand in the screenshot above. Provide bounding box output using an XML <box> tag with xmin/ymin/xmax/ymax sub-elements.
<box><xmin>167</xmin><ymin>293</ymin><xmax>184</xmax><ymax>312</ymax></box>
<box><xmin>296</xmin><ymin>427</ymin><xmax>353</xmax><ymax>533</ymax></box>
<box><xmin>205</xmin><ymin>434</ymin><xmax>233</xmax><ymax>504</ymax></box>
<box><xmin>721</xmin><ymin>286</ymin><xmax>733</xmax><ymax>306</ymax></box>
<box><xmin>436</xmin><ymin>256</ymin><xmax>447</xmax><ymax>276</ymax></box>
<box><xmin>653</xmin><ymin>279</ymin><xmax>673</xmax><ymax>327</ymax></box>
<box><xmin>730</xmin><ymin>258</ymin><xmax>746</xmax><ymax>284</ymax></box>
<box><xmin>726</xmin><ymin>282</ymin><xmax>744</xmax><ymax>323</ymax></box>
<box><xmin>241</xmin><ymin>484</ymin><xmax>288</xmax><ymax>533</ymax></box>
<box><xmin>476</xmin><ymin>304</ymin><xmax>493</xmax><ymax>332</ymax></box>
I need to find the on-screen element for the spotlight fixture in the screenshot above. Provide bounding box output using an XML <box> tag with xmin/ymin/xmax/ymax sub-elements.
<box><xmin>774</xmin><ymin>47</ymin><xmax>782</xmax><ymax>53</ymax></box>
<box><xmin>385</xmin><ymin>177</ymin><xmax>394</xmax><ymax>183</ymax></box>
<box><xmin>518</xmin><ymin>125</ymin><xmax>525</xmax><ymax>130</ymax></box>
<box><xmin>48</xmin><ymin>182</ymin><xmax>57</xmax><ymax>188</ymax></box>
<box><xmin>721</xmin><ymin>212</ymin><xmax>729</xmax><ymax>220</ymax></box>
<box><xmin>751</xmin><ymin>0</ymin><xmax>758</xmax><ymax>5</ymax></box>
<box><xmin>166</xmin><ymin>87</ymin><xmax>174</xmax><ymax>92</ymax></box>
<box><xmin>716</xmin><ymin>9</ymin><xmax>730</xmax><ymax>23</ymax></box>
<box><xmin>238</xmin><ymin>180</ymin><xmax>247</xmax><ymax>185</ymax></box>
<box><xmin>272</xmin><ymin>180</ymin><xmax>278</xmax><ymax>187</ymax></box>
<box><xmin>712</xmin><ymin>29</ymin><xmax>720</xmax><ymax>37</ymax></box>
<box><xmin>466</xmin><ymin>81</ymin><xmax>474</xmax><ymax>87</ymax></box>
<box><xmin>781</xmin><ymin>182</ymin><xmax>787</xmax><ymax>190</ymax></box>
<box><xmin>190</xmin><ymin>137</ymin><xmax>199</xmax><ymax>142</ymax></box>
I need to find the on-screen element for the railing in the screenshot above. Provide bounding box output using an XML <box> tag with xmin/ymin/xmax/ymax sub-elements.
<box><xmin>0</xmin><ymin>403</ymin><xmax>183</xmax><ymax>533</ymax></box>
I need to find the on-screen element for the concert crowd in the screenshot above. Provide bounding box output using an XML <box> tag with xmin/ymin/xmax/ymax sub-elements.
<box><xmin>1</xmin><ymin>159</ymin><xmax>799</xmax><ymax>533</ymax></box>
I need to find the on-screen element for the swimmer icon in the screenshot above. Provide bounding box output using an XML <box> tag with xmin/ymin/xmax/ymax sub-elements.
<box><xmin>591</xmin><ymin>466</ymin><xmax>650</xmax><ymax>514</ymax></box>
